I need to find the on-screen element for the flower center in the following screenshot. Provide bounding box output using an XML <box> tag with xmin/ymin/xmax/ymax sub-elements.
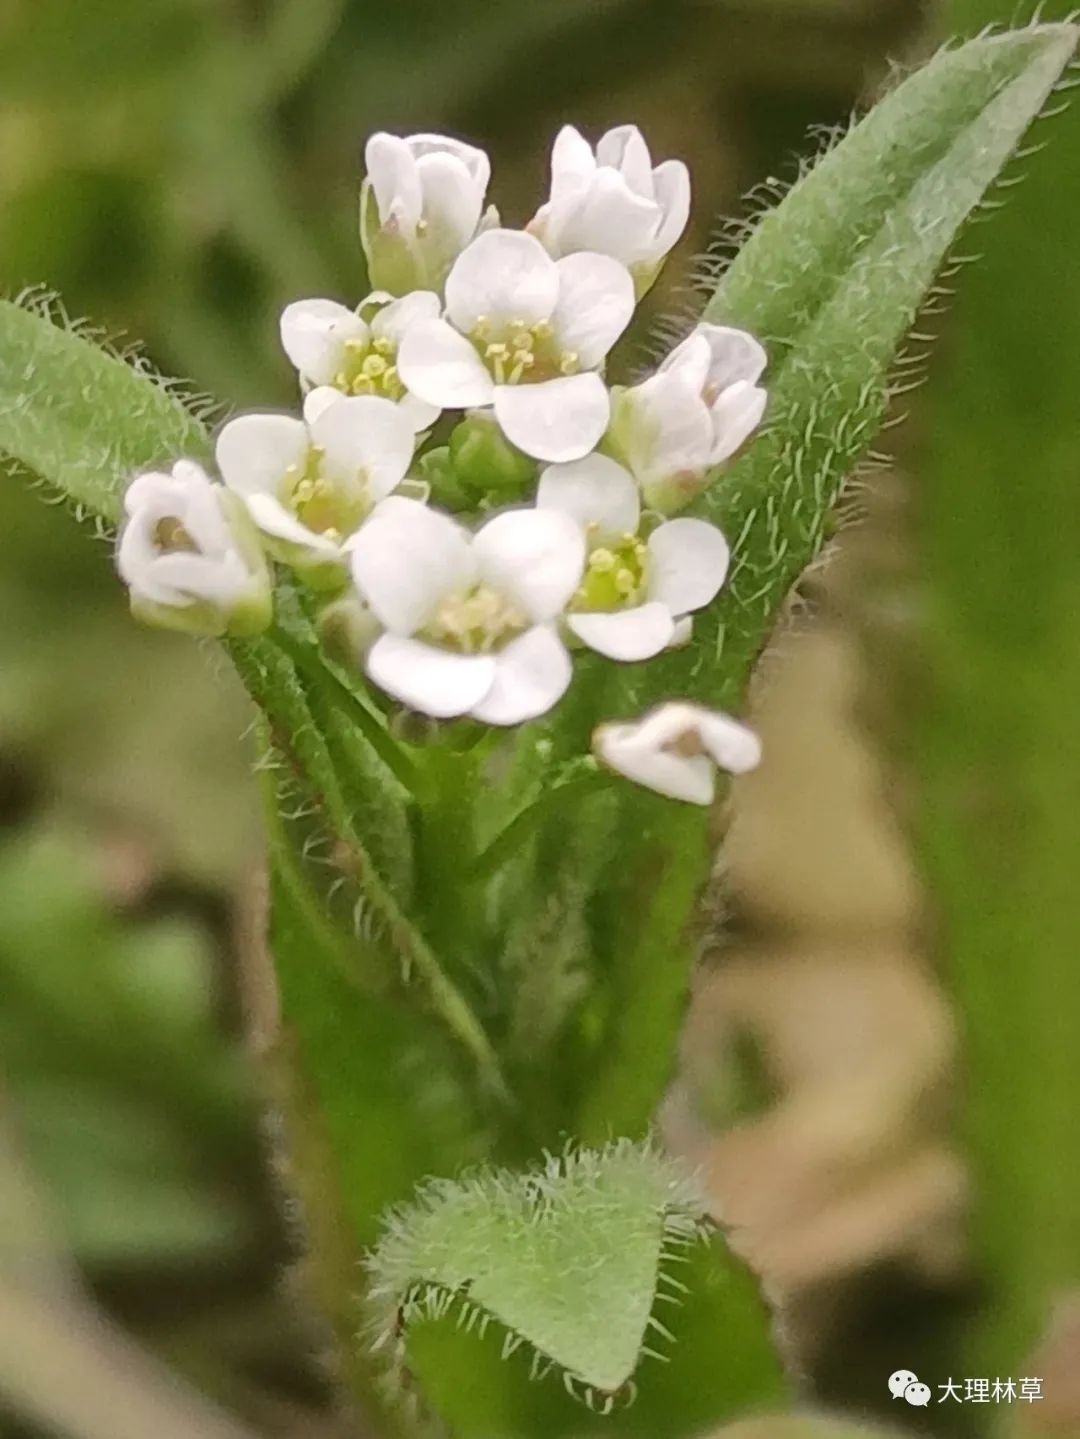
<box><xmin>572</xmin><ymin>531</ymin><xmax>648</xmax><ymax>612</ymax></box>
<box><xmin>470</xmin><ymin>316</ymin><xmax>580</xmax><ymax>386</ymax></box>
<box><xmin>423</xmin><ymin>583</ymin><xmax>528</xmax><ymax>654</ymax></box>
<box><xmin>284</xmin><ymin>446</ymin><xmax>369</xmax><ymax>542</ymax></box>
<box><xmin>153</xmin><ymin>517</ymin><xmax>198</xmax><ymax>553</ymax></box>
<box><xmin>334</xmin><ymin>335</ymin><xmax>406</xmax><ymax>401</ymax></box>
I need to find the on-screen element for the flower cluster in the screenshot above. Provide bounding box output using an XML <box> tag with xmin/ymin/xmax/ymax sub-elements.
<box><xmin>117</xmin><ymin>125</ymin><xmax>766</xmax><ymax>799</ymax></box>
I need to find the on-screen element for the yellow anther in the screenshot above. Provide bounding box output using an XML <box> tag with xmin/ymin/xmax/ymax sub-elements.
<box><xmin>614</xmin><ymin>568</ymin><xmax>637</xmax><ymax>596</ymax></box>
<box><xmin>559</xmin><ymin>351</ymin><xmax>581</xmax><ymax>376</ymax></box>
<box><xmin>372</xmin><ymin>336</ymin><xmax>395</xmax><ymax>357</ymax></box>
<box><xmin>590</xmin><ymin>548</ymin><xmax>616</xmax><ymax>573</ymax></box>
<box><xmin>533</xmin><ymin>320</ymin><xmax>553</xmax><ymax>341</ymax></box>
<box><xmin>362</xmin><ymin>354</ymin><xmax>389</xmax><ymax>379</ymax></box>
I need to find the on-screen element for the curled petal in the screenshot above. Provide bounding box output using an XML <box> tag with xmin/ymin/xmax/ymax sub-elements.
<box><xmin>370</xmin><ymin>289</ymin><xmax>441</xmax><ymax>346</ymax></box>
<box><xmin>594</xmin><ymin>701</ymin><xmax>761</xmax><ymax>805</ymax></box>
<box><xmin>416</xmin><ymin>151</ymin><xmax>486</xmax><ymax>251</ymax></box>
<box><xmin>493</xmin><ymin>373</ymin><xmax>610</xmax><ymax>464</ymax></box>
<box><xmin>568</xmin><ymin>602</ymin><xmax>675</xmax><ymax>661</ymax></box>
<box><xmin>470</xmin><ymin>625</ymin><xmax>572</xmax><ymax>725</ymax></box>
<box><xmin>612</xmin><ymin>373</ymin><xmax>712</xmax><ymax>489</ymax></box>
<box><xmin>595</xmin><ymin>125</ymin><xmax>655</xmax><ymax>197</ymax></box>
<box><xmin>646</xmin><ymin>517</ymin><xmax>730</xmax><ymax>615</ymax></box>
<box><xmin>245</xmin><ymin>493</ymin><xmax>340</xmax><ymax>555</ymax></box>
<box><xmin>398</xmin><ymin>318</ymin><xmax>494</xmax><ymax>409</ymax></box>
<box><xmin>364</xmin><ymin>132</ymin><xmax>423</xmax><ymax>231</ymax></box>
<box><xmin>367</xmin><ymin>633</ymin><xmax>496</xmax><ymax>719</ymax></box>
<box><xmin>709</xmin><ymin>380</ymin><xmax>768</xmax><ymax>464</ymax></box>
<box><xmin>649</xmin><ymin>160</ymin><xmax>691</xmax><ymax>259</ymax></box>
<box><xmin>473</xmin><ymin>507</ymin><xmax>585</xmax><ymax>623</ymax></box>
<box><xmin>536</xmin><ymin>454</ymin><xmax>640</xmax><ymax>541</ymax></box>
<box><xmin>692</xmin><ymin>324</ymin><xmax>768</xmax><ymax>392</ymax></box>
<box><xmin>445</xmin><ymin>228</ymin><xmax>559</xmax><ymax>333</ymax></box>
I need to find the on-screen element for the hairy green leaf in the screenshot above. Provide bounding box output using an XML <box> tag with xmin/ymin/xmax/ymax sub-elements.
<box><xmin>0</xmin><ymin>297</ymin><xmax>211</xmax><ymax>525</ymax></box>
<box><xmin>366</xmin><ymin>1142</ymin><xmax>708</xmax><ymax>1404</ymax></box>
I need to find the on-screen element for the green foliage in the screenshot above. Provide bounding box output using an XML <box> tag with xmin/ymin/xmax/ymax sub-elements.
<box><xmin>0</xmin><ymin>828</ymin><xmax>256</xmax><ymax>1266</ymax></box>
<box><xmin>907</xmin><ymin>0</ymin><xmax>1080</xmax><ymax>1383</ymax></box>
<box><xmin>1</xmin><ymin>21</ymin><xmax>1075</xmax><ymax>1436</ymax></box>
<box><xmin>367</xmin><ymin>1142</ymin><xmax>707</xmax><ymax>1403</ymax></box>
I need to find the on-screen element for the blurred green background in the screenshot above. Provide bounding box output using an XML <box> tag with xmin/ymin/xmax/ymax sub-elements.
<box><xmin>2</xmin><ymin>1</ymin><xmax>1078</xmax><ymax>1436</ymax></box>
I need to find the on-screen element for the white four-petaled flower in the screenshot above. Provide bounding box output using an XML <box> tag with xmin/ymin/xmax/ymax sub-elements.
<box><xmin>594</xmin><ymin>701</ymin><xmax>761</xmax><ymax>805</ymax></box>
<box><xmin>361</xmin><ymin>132</ymin><xmax>493</xmax><ymax>294</ymax></box>
<box><xmin>536</xmin><ymin>453</ymin><xmax>729</xmax><ymax>660</ymax></box>
<box><xmin>529</xmin><ymin>125</ymin><xmax>690</xmax><ymax>293</ymax></box>
<box><xmin>116</xmin><ymin>461</ymin><xmax>271</xmax><ymax>636</ymax></box>
<box><xmin>280</xmin><ymin>291</ymin><xmax>441</xmax><ymax>433</ymax></box>
<box><xmin>609</xmin><ymin>322</ymin><xmax>768</xmax><ymax>510</ymax></box>
<box><xmin>348</xmin><ymin>497</ymin><xmax>585</xmax><ymax>725</ymax></box>
<box><xmin>215</xmin><ymin>393</ymin><xmax>415</xmax><ymax>571</ymax></box>
<box><xmin>397</xmin><ymin>228</ymin><xmax>635</xmax><ymax>464</ymax></box>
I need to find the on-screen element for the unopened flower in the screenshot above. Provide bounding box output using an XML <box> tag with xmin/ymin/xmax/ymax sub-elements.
<box><xmin>608</xmin><ymin>323</ymin><xmax>767</xmax><ymax>511</ymax></box>
<box><xmin>594</xmin><ymin>701</ymin><xmax>761</xmax><ymax>805</ymax></box>
<box><xmin>536</xmin><ymin>454</ymin><xmax>729</xmax><ymax>660</ymax></box>
<box><xmin>360</xmin><ymin>132</ymin><xmax>492</xmax><ymax>294</ymax></box>
<box><xmin>398</xmin><ymin>228</ymin><xmax>634</xmax><ymax>464</ymax></box>
<box><xmin>348</xmin><ymin>496</ymin><xmax>585</xmax><ymax>725</ymax></box>
<box><xmin>116</xmin><ymin>461</ymin><xmax>271</xmax><ymax>637</ymax></box>
<box><xmin>280</xmin><ymin>292</ymin><xmax>441</xmax><ymax>432</ymax></box>
<box><xmin>215</xmin><ymin>393</ymin><xmax>414</xmax><ymax>577</ymax></box>
<box><xmin>529</xmin><ymin>125</ymin><xmax>690</xmax><ymax>294</ymax></box>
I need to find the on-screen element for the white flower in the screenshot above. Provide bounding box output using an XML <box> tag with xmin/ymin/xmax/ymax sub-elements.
<box><xmin>397</xmin><ymin>228</ymin><xmax>634</xmax><ymax>464</ymax></box>
<box><xmin>348</xmin><ymin>496</ymin><xmax>585</xmax><ymax>725</ymax></box>
<box><xmin>215</xmin><ymin>393</ymin><xmax>414</xmax><ymax>574</ymax></box>
<box><xmin>280</xmin><ymin>291</ymin><xmax>441</xmax><ymax>432</ymax></box>
<box><xmin>609</xmin><ymin>322</ymin><xmax>768</xmax><ymax>510</ymax></box>
<box><xmin>116</xmin><ymin>461</ymin><xmax>271</xmax><ymax>636</ymax></box>
<box><xmin>594</xmin><ymin>702</ymin><xmax>761</xmax><ymax>805</ymax></box>
<box><xmin>536</xmin><ymin>454</ymin><xmax>729</xmax><ymax>660</ymax></box>
<box><xmin>360</xmin><ymin>132</ymin><xmax>492</xmax><ymax>294</ymax></box>
<box><xmin>529</xmin><ymin>125</ymin><xmax>690</xmax><ymax>292</ymax></box>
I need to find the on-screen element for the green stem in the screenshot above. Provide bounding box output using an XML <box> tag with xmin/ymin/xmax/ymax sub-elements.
<box><xmin>469</xmin><ymin>771</ymin><xmax>613</xmax><ymax>882</ymax></box>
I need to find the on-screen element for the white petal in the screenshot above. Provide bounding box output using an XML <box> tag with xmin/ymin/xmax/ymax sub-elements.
<box><xmin>493</xmin><ymin>374</ymin><xmax>610</xmax><ymax>464</ymax></box>
<box><xmin>367</xmin><ymin>634</ymin><xmax>495</xmax><ymax>719</ymax></box>
<box><xmin>709</xmin><ymin>381</ymin><xmax>767</xmax><ymax>464</ymax></box>
<box><xmin>694</xmin><ymin>325</ymin><xmax>768</xmax><ymax>393</ymax></box>
<box><xmin>407</xmin><ymin>134</ymin><xmax>490</xmax><ymax>192</ymax></box>
<box><xmin>280</xmin><ymin>299</ymin><xmax>367</xmax><ymax>386</ymax></box>
<box><xmin>349</xmin><ymin>497</ymin><xmax>474</xmax><ymax>633</ymax></box>
<box><xmin>615</xmin><ymin>373</ymin><xmax>712</xmax><ymax>487</ymax></box>
<box><xmin>216</xmin><ymin>413</ymin><xmax>309</xmax><ymax>499</ymax></box>
<box><xmin>657</xmin><ymin>332</ymin><xmax>713</xmax><ymax>393</ymax></box>
<box><xmin>649</xmin><ymin>160</ymin><xmax>691</xmax><ymax>258</ymax></box>
<box><xmin>444</xmin><ymin>229</ymin><xmax>558</xmax><ymax>333</ymax></box>
<box><xmin>595</xmin><ymin>719</ymin><xmax>715</xmax><ymax>805</ymax></box>
<box><xmin>397</xmin><ymin>318</ymin><xmax>494</xmax><ymax>409</ymax></box>
<box><xmin>568</xmin><ymin>602</ymin><xmax>675</xmax><ymax>661</ymax></box>
<box><xmin>596</xmin><ymin>125</ymin><xmax>655</xmax><ymax>196</ymax></box>
<box><xmin>647</xmin><ymin>517</ymin><xmax>730</xmax><ymax>615</ymax></box>
<box><xmin>535</xmin><ymin>454</ymin><xmax>640</xmax><ymax>541</ymax></box>
<box><xmin>365</xmin><ymin>133</ymin><xmax>422</xmax><ymax>231</ymax></box>
<box><xmin>370</xmin><ymin>289</ymin><xmax>441</xmax><ymax>347</ymax></box>
<box><xmin>550</xmin><ymin>171</ymin><xmax>661</xmax><ymax>269</ymax></box>
<box><xmin>473</xmin><ymin>507</ymin><xmax>585</xmax><ymax>622</ymax></box>
<box><xmin>397</xmin><ymin>389</ymin><xmax>442</xmax><ymax>433</ymax></box>
<box><xmin>246</xmin><ymin>492</ymin><xmax>340</xmax><ymax>555</ymax></box>
<box><xmin>698</xmin><ymin>710</ymin><xmax>763</xmax><ymax>775</ymax></box>
<box><xmin>552</xmin><ymin>251</ymin><xmax>635</xmax><ymax>367</ymax></box>
<box><xmin>311</xmin><ymin>394</ymin><xmax>413</xmax><ymax>500</ymax></box>
<box><xmin>303</xmin><ymin>386</ymin><xmax>343</xmax><ymax>424</ymax></box>
<box><xmin>416</xmin><ymin>151</ymin><xmax>485</xmax><ymax>250</ymax></box>
<box><xmin>548</xmin><ymin>125</ymin><xmax>596</xmax><ymax>210</ymax></box>
<box><xmin>470</xmin><ymin>626</ymin><xmax>572</xmax><ymax>725</ymax></box>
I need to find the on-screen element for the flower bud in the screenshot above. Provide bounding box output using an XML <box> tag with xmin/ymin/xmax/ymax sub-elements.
<box><xmin>449</xmin><ymin>412</ymin><xmax>537</xmax><ymax>501</ymax></box>
<box><xmin>117</xmin><ymin>461</ymin><xmax>272</xmax><ymax>637</ymax></box>
<box><xmin>360</xmin><ymin>132</ymin><xmax>492</xmax><ymax>295</ymax></box>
